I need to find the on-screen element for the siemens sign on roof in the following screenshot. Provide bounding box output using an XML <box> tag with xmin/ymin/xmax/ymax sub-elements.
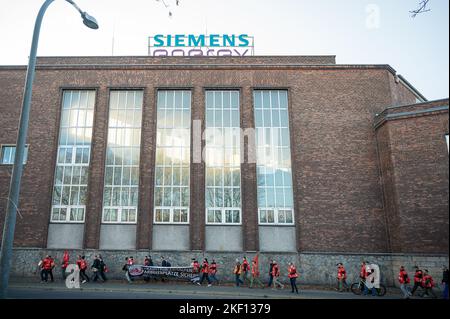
<box><xmin>148</xmin><ymin>34</ymin><xmax>254</xmax><ymax>56</ymax></box>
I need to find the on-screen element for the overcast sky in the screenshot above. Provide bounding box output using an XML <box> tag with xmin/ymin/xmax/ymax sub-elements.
<box><xmin>0</xmin><ymin>0</ymin><xmax>448</xmax><ymax>100</ymax></box>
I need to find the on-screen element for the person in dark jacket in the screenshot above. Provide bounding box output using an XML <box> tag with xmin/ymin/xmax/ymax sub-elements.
<box><xmin>91</xmin><ymin>255</ymin><xmax>106</xmax><ymax>282</ymax></box>
<box><xmin>161</xmin><ymin>256</ymin><xmax>168</xmax><ymax>267</ymax></box>
<box><xmin>442</xmin><ymin>265</ymin><xmax>449</xmax><ymax>299</ymax></box>
<box><xmin>98</xmin><ymin>255</ymin><xmax>107</xmax><ymax>281</ymax></box>
<box><xmin>267</xmin><ymin>260</ymin><xmax>274</xmax><ymax>288</ymax></box>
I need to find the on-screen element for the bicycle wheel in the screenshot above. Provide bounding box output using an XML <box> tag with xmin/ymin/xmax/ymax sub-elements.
<box><xmin>351</xmin><ymin>282</ymin><xmax>362</xmax><ymax>295</ymax></box>
<box><xmin>376</xmin><ymin>284</ymin><xmax>387</xmax><ymax>297</ymax></box>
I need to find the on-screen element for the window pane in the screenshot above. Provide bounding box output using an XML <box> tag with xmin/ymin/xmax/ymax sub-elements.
<box><xmin>267</xmin><ymin>210</ymin><xmax>274</xmax><ymax>223</ymax></box>
<box><xmin>154</xmin><ymin>91</ymin><xmax>191</xmax><ymax>223</ymax></box>
<box><xmin>260</xmin><ymin>210</ymin><xmax>267</xmax><ymax>223</ymax></box>
<box><xmin>204</xmin><ymin>91</ymin><xmax>241</xmax><ymax>224</ymax></box>
<box><xmin>51</xmin><ymin>91</ymin><xmax>95</xmax><ymax>222</ymax></box>
<box><xmin>254</xmin><ymin>90</ymin><xmax>294</xmax><ymax>224</ymax></box>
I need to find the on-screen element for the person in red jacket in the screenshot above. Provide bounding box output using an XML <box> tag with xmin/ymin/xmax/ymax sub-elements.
<box><xmin>198</xmin><ymin>258</ymin><xmax>212</xmax><ymax>287</ymax></box>
<box><xmin>411</xmin><ymin>266</ymin><xmax>424</xmax><ymax>296</ymax></box>
<box><xmin>271</xmin><ymin>261</ymin><xmax>284</xmax><ymax>290</ymax></box>
<box><xmin>249</xmin><ymin>255</ymin><xmax>264</xmax><ymax>289</ymax></box>
<box><xmin>209</xmin><ymin>259</ymin><xmax>219</xmax><ymax>285</ymax></box>
<box><xmin>421</xmin><ymin>270</ymin><xmax>437</xmax><ymax>298</ymax></box>
<box><xmin>40</xmin><ymin>255</ymin><xmax>54</xmax><ymax>283</ymax></box>
<box><xmin>337</xmin><ymin>263</ymin><xmax>349</xmax><ymax>292</ymax></box>
<box><xmin>61</xmin><ymin>251</ymin><xmax>70</xmax><ymax>280</ymax></box>
<box><xmin>288</xmin><ymin>262</ymin><xmax>299</xmax><ymax>294</ymax></box>
<box><xmin>192</xmin><ymin>258</ymin><xmax>200</xmax><ymax>274</ymax></box>
<box><xmin>360</xmin><ymin>261</ymin><xmax>368</xmax><ymax>281</ymax></box>
<box><xmin>398</xmin><ymin>266</ymin><xmax>412</xmax><ymax>299</ymax></box>
<box><xmin>77</xmin><ymin>255</ymin><xmax>89</xmax><ymax>283</ymax></box>
<box><xmin>241</xmin><ymin>257</ymin><xmax>250</xmax><ymax>286</ymax></box>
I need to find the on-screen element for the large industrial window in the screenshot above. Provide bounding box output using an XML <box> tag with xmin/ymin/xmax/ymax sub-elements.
<box><xmin>154</xmin><ymin>90</ymin><xmax>191</xmax><ymax>224</ymax></box>
<box><xmin>254</xmin><ymin>90</ymin><xmax>294</xmax><ymax>225</ymax></box>
<box><xmin>102</xmin><ymin>91</ymin><xmax>143</xmax><ymax>223</ymax></box>
<box><xmin>205</xmin><ymin>91</ymin><xmax>241</xmax><ymax>224</ymax></box>
<box><xmin>50</xmin><ymin>90</ymin><xmax>95</xmax><ymax>222</ymax></box>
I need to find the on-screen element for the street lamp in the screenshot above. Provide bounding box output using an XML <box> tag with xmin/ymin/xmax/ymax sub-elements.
<box><xmin>0</xmin><ymin>0</ymin><xmax>98</xmax><ymax>299</ymax></box>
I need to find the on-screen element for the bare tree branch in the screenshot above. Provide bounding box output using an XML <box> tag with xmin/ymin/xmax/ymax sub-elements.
<box><xmin>410</xmin><ymin>0</ymin><xmax>431</xmax><ymax>18</ymax></box>
<box><xmin>155</xmin><ymin>0</ymin><xmax>181</xmax><ymax>18</ymax></box>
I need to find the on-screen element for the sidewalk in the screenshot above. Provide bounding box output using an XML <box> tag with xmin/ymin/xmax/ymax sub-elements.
<box><xmin>9</xmin><ymin>277</ymin><xmax>403</xmax><ymax>299</ymax></box>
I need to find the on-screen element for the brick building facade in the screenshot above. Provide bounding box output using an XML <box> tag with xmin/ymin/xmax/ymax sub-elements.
<box><xmin>0</xmin><ymin>56</ymin><xmax>448</xmax><ymax>285</ymax></box>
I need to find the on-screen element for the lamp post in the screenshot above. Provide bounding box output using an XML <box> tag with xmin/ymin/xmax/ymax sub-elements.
<box><xmin>0</xmin><ymin>0</ymin><xmax>98</xmax><ymax>299</ymax></box>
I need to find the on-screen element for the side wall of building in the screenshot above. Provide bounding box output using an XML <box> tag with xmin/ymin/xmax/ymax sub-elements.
<box><xmin>375</xmin><ymin>100</ymin><xmax>449</xmax><ymax>254</ymax></box>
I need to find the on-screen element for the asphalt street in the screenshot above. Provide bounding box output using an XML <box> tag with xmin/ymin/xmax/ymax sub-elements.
<box><xmin>6</xmin><ymin>279</ymin><xmax>407</xmax><ymax>299</ymax></box>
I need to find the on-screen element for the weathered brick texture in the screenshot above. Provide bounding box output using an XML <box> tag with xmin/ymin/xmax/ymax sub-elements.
<box><xmin>0</xmin><ymin>56</ymin><xmax>447</xmax><ymax>256</ymax></box>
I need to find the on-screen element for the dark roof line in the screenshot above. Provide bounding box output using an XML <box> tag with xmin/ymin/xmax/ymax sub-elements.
<box><xmin>397</xmin><ymin>74</ymin><xmax>428</xmax><ymax>102</ymax></box>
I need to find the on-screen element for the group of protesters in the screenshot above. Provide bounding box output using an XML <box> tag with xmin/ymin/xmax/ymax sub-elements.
<box><xmin>397</xmin><ymin>265</ymin><xmax>449</xmax><ymax>299</ymax></box>
<box><xmin>189</xmin><ymin>255</ymin><xmax>300</xmax><ymax>294</ymax></box>
<box><xmin>336</xmin><ymin>261</ymin><xmax>449</xmax><ymax>299</ymax></box>
<box><xmin>36</xmin><ymin>251</ymin><xmax>449</xmax><ymax>299</ymax></box>
<box><xmin>37</xmin><ymin>251</ymin><xmax>108</xmax><ymax>284</ymax></box>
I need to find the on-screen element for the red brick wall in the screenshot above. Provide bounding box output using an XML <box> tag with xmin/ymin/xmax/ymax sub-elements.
<box><xmin>0</xmin><ymin>57</ymin><xmax>446</xmax><ymax>255</ymax></box>
<box><xmin>375</xmin><ymin>100</ymin><xmax>449</xmax><ymax>254</ymax></box>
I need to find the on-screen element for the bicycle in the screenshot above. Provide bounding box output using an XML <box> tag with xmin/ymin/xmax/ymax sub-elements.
<box><xmin>351</xmin><ymin>278</ymin><xmax>387</xmax><ymax>297</ymax></box>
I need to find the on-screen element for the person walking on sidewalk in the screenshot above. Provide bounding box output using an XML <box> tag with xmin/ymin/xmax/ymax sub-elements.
<box><xmin>98</xmin><ymin>255</ymin><xmax>108</xmax><ymax>282</ymax></box>
<box><xmin>192</xmin><ymin>258</ymin><xmax>200</xmax><ymax>274</ymax></box>
<box><xmin>398</xmin><ymin>266</ymin><xmax>412</xmax><ymax>299</ymax></box>
<box><xmin>421</xmin><ymin>270</ymin><xmax>437</xmax><ymax>298</ymax></box>
<box><xmin>123</xmin><ymin>257</ymin><xmax>132</xmax><ymax>283</ymax></box>
<box><xmin>143</xmin><ymin>256</ymin><xmax>152</xmax><ymax>282</ymax></box>
<box><xmin>268</xmin><ymin>260</ymin><xmax>274</xmax><ymax>288</ymax></box>
<box><xmin>411</xmin><ymin>266</ymin><xmax>424</xmax><ymax>296</ymax></box>
<box><xmin>48</xmin><ymin>255</ymin><xmax>55</xmax><ymax>282</ymax></box>
<box><xmin>91</xmin><ymin>255</ymin><xmax>105</xmax><ymax>282</ymax></box>
<box><xmin>198</xmin><ymin>258</ymin><xmax>212</xmax><ymax>287</ymax></box>
<box><xmin>249</xmin><ymin>255</ymin><xmax>264</xmax><ymax>289</ymax></box>
<box><xmin>442</xmin><ymin>265</ymin><xmax>449</xmax><ymax>299</ymax></box>
<box><xmin>288</xmin><ymin>262</ymin><xmax>299</xmax><ymax>294</ymax></box>
<box><xmin>337</xmin><ymin>263</ymin><xmax>349</xmax><ymax>292</ymax></box>
<box><xmin>272</xmin><ymin>261</ymin><xmax>284</xmax><ymax>290</ymax></box>
<box><xmin>39</xmin><ymin>255</ymin><xmax>53</xmax><ymax>283</ymax></box>
<box><xmin>61</xmin><ymin>251</ymin><xmax>70</xmax><ymax>280</ymax></box>
<box><xmin>241</xmin><ymin>256</ymin><xmax>250</xmax><ymax>286</ymax></box>
<box><xmin>209</xmin><ymin>259</ymin><xmax>219</xmax><ymax>285</ymax></box>
<box><xmin>234</xmin><ymin>259</ymin><xmax>244</xmax><ymax>287</ymax></box>
<box><xmin>77</xmin><ymin>255</ymin><xmax>89</xmax><ymax>283</ymax></box>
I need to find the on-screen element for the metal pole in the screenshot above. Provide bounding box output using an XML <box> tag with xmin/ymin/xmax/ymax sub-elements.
<box><xmin>0</xmin><ymin>0</ymin><xmax>55</xmax><ymax>299</ymax></box>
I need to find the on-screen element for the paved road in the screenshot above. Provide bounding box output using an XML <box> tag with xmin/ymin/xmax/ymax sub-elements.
<box><xmin>7</xmin><ymin>280</ymin><xmax>403</xmax><ymax>299</ymax></box>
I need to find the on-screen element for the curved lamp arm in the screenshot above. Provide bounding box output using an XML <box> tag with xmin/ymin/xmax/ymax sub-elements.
<box><xmin>0</xmin><ymin>0</ymin><xmax>98</xmax><ymax>299</ymax></box>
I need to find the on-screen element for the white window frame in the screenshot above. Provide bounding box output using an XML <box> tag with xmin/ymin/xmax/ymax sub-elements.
<box><xmin>51</xmin><ymin>205</ymin><xmax>85</xmax><ymax>223</ymax></box>
<box><xmin>254</xmin><ymin>90</ymin><xmax>295</xmax><ymax>226</ymax></box>
<box><xmin>258</xmin><ymin>208</ymin><xmax>294</xmax><ymax>225</ymax></box>
<box><xmin>1</xmin><ymin>144</ymin><xmax>29</xmax><ymax>165</ymax></box>
<box><xmin>206</xmin><ymin>207</ymin><xmax>242</xmax><ymax>225</ymax></box>
<box><xmin>446</xmin><ymin>134</ymin><xmax>449</xmax><ymax>153</ymax></box>
<box><xmin>101</xmin><ymin>90</ymin><xmax>143</xmax><ymax>224</ymax></box>
<box><xmin>154</xmin><ymin>206</ymin><xmax>190</xmax><ymax>224</ymax></box>
<box><xmin>102</xmin><ymin>206</ymin><xmax>137</xmax><ymax>224</ymax></box>
<box><xmin>50</xmin><ymin>90</ymin><xmax>95</xmax><ymax>224</ymax></box>
<box><xmin>153</xmin><ymin>90</ymin><xmax>191</xmax><ymax>225</ymax></box>
<box><xmin>204</xmin><ymin>90</ymin><xmax>242</xmax><ymax>225</ymax></box>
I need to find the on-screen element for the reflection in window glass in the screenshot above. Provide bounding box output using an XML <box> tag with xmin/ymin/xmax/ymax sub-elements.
<box><xmin>51</xmin><ymin>91</ymin><xmax>95</xmax><ymax>222</ymax></box>
<box><xmin>1</xmin><ymin>145</ymin><xmax>29</xmax><ymax>165</ymax></box>
<box><xmin>205</xmin><ymin>91</ymin><xmax>241</xmax><ymax>224</ymax></box>
<box><xmin>254</xmin><ymin>90</ymin><xmax>294</xmax><ymax>225</ymax></box>
<box><xmin>102</xmin><ymin>91</ymin><xmax>143</xmax><ymax>223</ymax></box>
<box><xmin>154</xmin><ymin>91</ymin><xmax>191</xmax><ymax>223</ymax></box>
